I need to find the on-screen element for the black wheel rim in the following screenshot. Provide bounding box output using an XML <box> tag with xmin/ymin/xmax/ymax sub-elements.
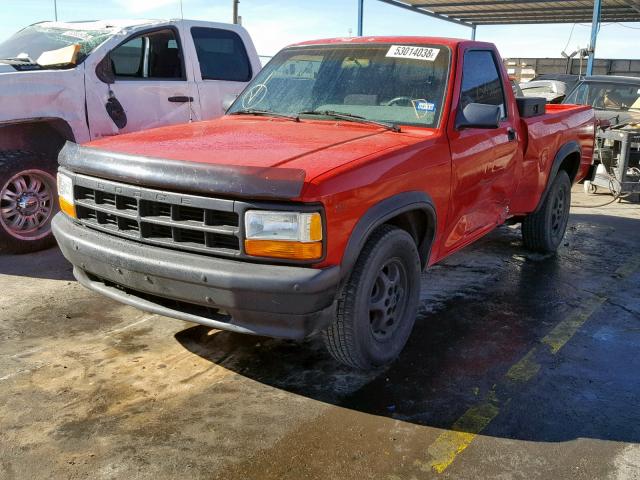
<box><xmin>550</xmin><ymin>184</ymin><xmax>569</xmax><ymax>242</ymax></box>
<box><xmin>368</xmin><ymin>258</ymin><xmax>408</xmax><ymax>341</ymax></box>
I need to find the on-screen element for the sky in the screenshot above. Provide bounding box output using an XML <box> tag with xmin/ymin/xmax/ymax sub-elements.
<box><xmin>0</xmin><ymin>0</ymin><xmax>638</xmax><ymax>59</ymax></box>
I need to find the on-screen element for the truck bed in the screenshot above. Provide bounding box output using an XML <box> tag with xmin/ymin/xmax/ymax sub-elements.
<box><xmin>512</xmin><ymin>104</ymin><xmax>595</xmax><ymax>212</ymax></box>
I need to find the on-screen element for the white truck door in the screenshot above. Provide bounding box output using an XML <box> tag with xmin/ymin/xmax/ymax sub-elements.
<box><xmin>86</xmin><ymin>26</ymin><xmax>198</xmax><ymax>138</ymax></box>
<box><xmin>185</xmin><ymin>24</ymin><xmax>259</xmax><ymax>120</ymax></box>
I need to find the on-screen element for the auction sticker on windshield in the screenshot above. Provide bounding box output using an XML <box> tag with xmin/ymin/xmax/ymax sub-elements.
<box><xmin>386</xmin><ymin>45</ymin><xmax>439</xmax><ymax>61</ymax></box>
<box><xmin>412</xmin><ymin>99</ymin><xmax>436</xmax><ymax>119</ymax></box>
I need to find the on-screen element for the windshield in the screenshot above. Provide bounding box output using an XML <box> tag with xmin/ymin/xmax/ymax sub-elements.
<box><xmin>564</xmin><ymin>81</ymin><xmax>640</xmax><ymax>111</ymax></box>
<box><xmin>228</xmin><ymin>43</ymin><xmax>451</xmax><ymax>128</ymax></box>
<box><xmin>0</xmin><ymin>24</ymin><xmax>113</xmax><ymax>68</ymax></box>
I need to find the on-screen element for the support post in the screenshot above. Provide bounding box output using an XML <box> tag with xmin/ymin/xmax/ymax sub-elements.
<box><xmin>586</xmin><ymin>0</ymin><xmax>601</xmax><ymax>75</ymax></box>
<box><xmin>358</xmin><ymin>0</ymin><xmax>364</xmax><ymax>36</ymax></box>
<box><xmin>471</xmin><ymin>25</ymin><xmax>476</xmax><ymax>40</ymax></box>
<box><xmin>233</xmin><ymin>0</ymin><xmax>240</xmax><ymax>24</ymax></box>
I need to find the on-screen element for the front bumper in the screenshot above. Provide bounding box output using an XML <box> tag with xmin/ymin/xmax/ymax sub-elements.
<box><xmin>52</xmin><ymin>214</ymin><xmax>340</xmax><ymax>339</ymax></box>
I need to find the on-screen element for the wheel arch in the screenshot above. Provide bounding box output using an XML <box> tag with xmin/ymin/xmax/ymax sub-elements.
<box><xmin>341</xmin><ymin>191</ymin><xmax>437</xmax><ymax>278</ymax></box>
<box><xmin>534</xmin><ymin>141</ymin><xmax>581</xmax><ymax>213</ymax></box>
<box><xmin>0</xmin><ymin>118</ymin><xmax>76</xmax><ymax>157</ymax></box>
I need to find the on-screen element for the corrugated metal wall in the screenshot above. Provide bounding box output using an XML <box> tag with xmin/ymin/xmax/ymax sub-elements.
<box><xmin>504</xmin><ymin>57</ymin><xmax>640</xmax><ymax>81</ymax></box>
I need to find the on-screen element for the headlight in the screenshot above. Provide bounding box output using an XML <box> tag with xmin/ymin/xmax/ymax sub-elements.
<box><xmin>57</xmin><ymin>172</ymin><xmax>76</xmax><ymax>218</ymax></box>
<box><xmin>244</xmin><ymin>210</ymin><xmax>322</xmax><ymax>260</ymax></box>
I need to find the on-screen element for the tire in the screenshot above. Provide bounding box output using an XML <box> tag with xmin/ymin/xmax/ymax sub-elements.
<box><xmin>522</xmin><ymin>170</ymin><xmax>571</xmax><ymax>253</ymax></box>
<box><xmin>0</xmin><ymin>150</ymin><xmax>58</xmax><ymax>254</ymax></box>
<box><xmin>323</xmin><ymin>225</ymin><xmax>421</xmax><ymax>369</ymax></box>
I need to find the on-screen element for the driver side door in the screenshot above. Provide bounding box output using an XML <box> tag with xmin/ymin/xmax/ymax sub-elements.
<box><xmin>443</xmin><ymin>48</ymin><xmax>519</xmax><ymax>254</ymax></box>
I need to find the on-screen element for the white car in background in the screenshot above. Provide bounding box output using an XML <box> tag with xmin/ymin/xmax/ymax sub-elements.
<box><xmin>519</xmin><ymin>79</ymin><xmax>568</xmax><ymax>104</ymax></box>
<box><xmin>0</xmin><ymin>19</ymin><xmax>261</xmax><ymax>253</ymax></box>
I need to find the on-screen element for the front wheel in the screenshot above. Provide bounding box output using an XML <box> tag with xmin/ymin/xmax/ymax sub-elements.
<box><xmin>522</xmin><ymin>170</ymin><xmax>571</xmax><ymax>253</ymax></box>
<box><xmin>0</xmin><ymin>151</ymin><xmax>58</xmax><ymax>254</ymax></box>
<box><xmin>323</xmin><ymin>225</ymin><xmax>421</xmax><ymax>369</ymax></box>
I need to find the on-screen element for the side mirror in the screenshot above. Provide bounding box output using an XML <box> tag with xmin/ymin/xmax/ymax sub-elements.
<box><xmin>222</xmin><ymin>94</ymin><xmax>238</xmax><ymax>112</ymax></box>
<box><xmin>96</xmin><ymin>55</ymin><xmax>115</xmax><ymax>84</ymax></box>
<box><xmin>455</xmin><ymin>103</ymin><xmax>501</xmax><ymax>130</ymax></box>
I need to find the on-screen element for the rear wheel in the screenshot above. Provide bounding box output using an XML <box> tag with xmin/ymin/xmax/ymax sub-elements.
<box><xmin>522</xmin><ymin>170</ymin><xmax>571</xmax><ymax>253</ymax></box>
<box><xmin>0</xmin><ymin>151</ymin><xmax>58</xmax><ymax>254</ymax></box>
<box><xmin>323</xmin><ymin>225</ymin><xmax>421</xmax><ymax>369</ymax></box>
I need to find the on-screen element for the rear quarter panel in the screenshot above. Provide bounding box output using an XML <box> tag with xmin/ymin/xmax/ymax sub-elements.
<box><xmin>510</xmin><ymin>104</ymin><xmax>595</xmax><ymax>213</ymax></box>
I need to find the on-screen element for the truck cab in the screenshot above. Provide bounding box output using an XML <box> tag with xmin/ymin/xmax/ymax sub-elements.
<box><xmin>0</xmin><ymin>19</ymin><xmax>260</xmax><ymax>253</ymax></box>
<box><xmin>53</xmin><ymin>37</ymin><xmax>595</xmax><ymax>369</ymax></box>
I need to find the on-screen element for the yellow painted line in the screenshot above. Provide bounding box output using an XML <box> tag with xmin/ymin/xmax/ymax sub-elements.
<box><xmin>422</xmin><ymin>254</ymin><xmax>640</xmax><ymax>474</ymax></box>
<box><xmin>541</xmin><ymin>295</ymin><xmax>606</xmax><ymax>354</ymax></box>
<box><xmin>424</xmin><ymin>395</ymin><xmax>500</xmax><ymax>473</ymax></box>
<box><xmin>613</xmin><ymin>254</ymin><xmax>640</xmax><ymax>279</ymax></box>
<box><xmin>505</xmin><ymin>347</ymin><xmax>541</xmax><ymax>382</ymax></box>
<box><xmin>542</xmin><ymin>254</ymin><xmax>639</xmax><ymax>354</ymax></box>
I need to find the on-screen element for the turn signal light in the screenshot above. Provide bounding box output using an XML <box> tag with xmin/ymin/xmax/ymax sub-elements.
<box><xmin>59</xmin><ymin>196</ymin><xmax>76</xmax><ymax>218</ymax></box>
<box><xmin>244</xmin><ymin>239</ymin><xmax>322</xmax><ymax>260</ymax></box>
<box><xmin>57</xmin><ymin>172</ymin><xmax>76</xmax><ymax>218</ymax></box>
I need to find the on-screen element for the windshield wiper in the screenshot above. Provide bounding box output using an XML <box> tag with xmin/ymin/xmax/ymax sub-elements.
<box><xmin>0</xmin><ymin>56</ymin><xmax>35</xmax><ymax>62</ymax></box>
<box><xmin>229</xmin><ymin>108</ymin><xmax>299</xmax><ymax>122</ymax></box>
<box><xmin>298</xmin><ymin>110</ymin><xmax>400</xmax><ymax>132</ymax></box>
<box><xmin>0</xmin><ymin>56</ymin><xmax>39</xmax><ymax>67</ymax></box>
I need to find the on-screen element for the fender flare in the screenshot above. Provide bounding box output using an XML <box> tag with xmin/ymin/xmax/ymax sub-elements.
<box><xmin>534</xmin><ymin>141</ymin><xmax>580</xmax><ymax>213</ymax></box>
<box><xmin>341</xmin><ymin>191</ymin><xmax>437</xmax><ymax>279</ymax></box>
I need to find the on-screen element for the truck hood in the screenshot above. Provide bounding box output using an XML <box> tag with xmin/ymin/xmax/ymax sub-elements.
<box><xmin>87</xmin><ymin>115</ymin><xmax>424</xmax><ymax>179</ymax></box>
<box><xmin>67</xmin><ymin>116</ymin><xmax>433</xmax><ymax>200</ymax></box>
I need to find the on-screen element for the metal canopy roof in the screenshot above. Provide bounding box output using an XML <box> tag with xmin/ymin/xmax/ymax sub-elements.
<box><xmin>377</xmin><ymin>0</ymin><xmax>640</xmax><ymax>26</ymax></box>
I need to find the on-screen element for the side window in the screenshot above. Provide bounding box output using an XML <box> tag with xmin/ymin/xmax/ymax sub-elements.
<box><xmin>109</xmin><ymin>29</ymin><xmax>184</xmax><ymax>80</ymax></box>
<box><xmin>110</xmin><ymin>37</ymin><xmax>144</xmax><ymax>77</ymax></box>
<box><xmin>460</xmin><ymin>50</ymin><xmax>507</xmax><ymax>118</ymax></box>
<box><xmin>191</xmin><ymin>27</ymin><xmax>252</xmax><ymax>82</ymax></box>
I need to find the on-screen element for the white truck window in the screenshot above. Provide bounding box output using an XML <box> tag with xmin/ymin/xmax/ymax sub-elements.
<box><xmin>111</xmin><ymin>37</ymin><xmax>143</xmax><ymax>76</ymax></box>
<box><xmin>110</xmin><ymin>29</ymin><xmax>184</xmax><ymax>80</ymax></box>
<box><xmin>191</xmin><ymin>27</ymin><xmax>251</xmax><ymax>82</ymax></box>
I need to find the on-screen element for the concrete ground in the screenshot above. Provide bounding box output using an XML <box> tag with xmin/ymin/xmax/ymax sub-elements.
<box><xmin>1</xmin><ymin>186</ymin><xmax>639</xmax><ymax>480</ymax></box>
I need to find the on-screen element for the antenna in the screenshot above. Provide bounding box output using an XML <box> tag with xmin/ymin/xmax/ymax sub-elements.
<box><xmin>53</xmin><ymin>0</ymin><xmax>58</xmax><ymax>21</ymax></box>
<box><xmin>179</xmin><ymin>0</ymin><xmax>184</xmax><ymax>20</ymax></box>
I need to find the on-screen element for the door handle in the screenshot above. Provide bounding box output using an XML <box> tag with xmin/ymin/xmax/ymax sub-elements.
<box><xmin>168</xmin><ymin>96</ymin><xmax>194</xmax><ymax>103</ymax></box>
<box><xmin>507</xmin><ymin>127</ymin><xmax>516</xmax><ymax>142</ymax></box>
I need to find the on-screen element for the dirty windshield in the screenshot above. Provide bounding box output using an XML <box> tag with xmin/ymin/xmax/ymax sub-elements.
<box><xmin>0</xmin><ymin>23</ymin><xmax>113</xmax><ymax>68</ymax></box>
<box><xmin>228</xmin><ymin>43</ymin><xmax>451</xmax><ymax>128</ymax></box>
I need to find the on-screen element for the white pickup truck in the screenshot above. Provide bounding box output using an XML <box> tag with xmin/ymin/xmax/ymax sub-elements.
<box><xmin>0</xmin><ymin>19</ymin><xmax>260</xmax><ymax>253</ymax></box>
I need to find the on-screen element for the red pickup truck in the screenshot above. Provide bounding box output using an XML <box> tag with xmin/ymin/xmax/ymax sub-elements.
<box><xmin>53</xmin><ymin>37</ymin><xmax>595</xmax><ymax>369</ymax></box>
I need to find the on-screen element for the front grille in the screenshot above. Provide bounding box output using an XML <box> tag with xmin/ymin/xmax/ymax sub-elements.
<box><xmin>73</xmin><ymin>175</ymin><xmax>241</xmax><ymax>257</ymax></box>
